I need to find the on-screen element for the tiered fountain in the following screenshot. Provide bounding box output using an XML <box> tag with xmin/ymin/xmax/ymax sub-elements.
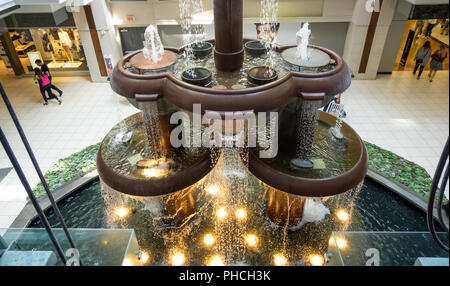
<box><xmin>97</xmin><ymin>0</ymin><xmax>367</xmax><ymax>266</ymax></box>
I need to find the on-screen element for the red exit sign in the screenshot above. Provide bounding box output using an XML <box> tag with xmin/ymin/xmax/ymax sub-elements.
<box><xmin>127</xmin><ymin>15</ymin><xmax>135</xmax><ymax>22</ymax></box>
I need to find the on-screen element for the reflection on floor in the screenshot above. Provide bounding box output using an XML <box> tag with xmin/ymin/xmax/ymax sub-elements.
<box><xmin>0</xmin><ymin>63</ymin><xmax>448</xmax><ymax>228</ymax></box>
<box><xmin>47</xmin><ymin>61</ymin><xmax>83</xmax><ymax>69</ymax></box>
<box><xmin>431</xmin><ymin>21</ymin><xmax>449</xmax><ymax>47</ymax></box>
<box><xmin>394</xmin><ymin>20</ymin><xmax>449</xmax><ymax>72</ymax></box>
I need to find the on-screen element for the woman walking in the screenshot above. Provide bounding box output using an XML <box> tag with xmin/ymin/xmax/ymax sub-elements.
<box><xmin>413</xmin><ymin>41</ymin><xmax>432</xmax><ymax>80</ymax></box>
<box><xmin>428</xmin><ymin>45</ymin><xmax>448</xmax><ymax>83</ymax></box>
<box><xmin>34</xmin><ymin>68</ymin><xmax>61</xmax><ymax>105</ymax></box>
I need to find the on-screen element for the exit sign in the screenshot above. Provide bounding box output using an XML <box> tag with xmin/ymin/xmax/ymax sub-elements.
<box><xmin>127</xmin><ymin>15</ymin><xmax>135</xmax><ymax>22</ymax></box>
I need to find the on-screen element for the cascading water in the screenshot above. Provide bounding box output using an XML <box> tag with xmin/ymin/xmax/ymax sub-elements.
<box><xmin>138</xmin><ymin>101</ymin><xmax>164</xmax><ymax>159</ymax></box>
<box><xmin>296</xmin><ymin>22</ymin><xmax>311</xmax><ymax>61</ymax></box>
<box><xmin>179</xmin><ymin>0</ymin><xmax>206</xmax><ymax>77</ymax></box>
<box><xmin>329</xmin><ymin>95</ymin><xmax>346</xmax><ymax>140</ymax></box>
<box><xmin>143</xmin><ymin>25</ymin><xmax>165</xmax><ymax>63</ymax></box>
<box><xmin>293</xmin><ymin>100</ymin><xmax>322</xmax><ymax>168</ymax></box>
<box><xmin>259</xmin><ymin>0</ymin><xmax>279</xmax><ymax>76</ymax></box>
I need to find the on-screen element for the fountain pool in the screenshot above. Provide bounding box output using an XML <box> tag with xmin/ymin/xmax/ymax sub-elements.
<box><xmin>30</xmin><ymin>176</ymin><xmax>435</xmax><ymax>266</ymax></box>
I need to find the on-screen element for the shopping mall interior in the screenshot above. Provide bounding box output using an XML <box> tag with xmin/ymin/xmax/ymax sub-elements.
<box><xmin>0</xmin><ymin>0</ymin><xmax>448</xmax><ymax>270</ymax></box>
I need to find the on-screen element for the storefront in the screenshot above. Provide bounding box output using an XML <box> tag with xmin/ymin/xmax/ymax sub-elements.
<box><xmin>393</xmin><ymin>18</ymin><xmax>449</xmax><ymax>72</ymax></box>
<box><xmin>0</xmin><ymin>8</ymin><xmax>89</xmax><ymax>76</ymax></box>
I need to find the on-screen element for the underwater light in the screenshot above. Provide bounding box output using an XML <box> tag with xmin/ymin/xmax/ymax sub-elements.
<box><xmin>207</xmin><ymin>255</ymin><xmax>225</xmax><ymax>266</ymax></box>
<box><xmin>140</xmin><ymin>251</ymin><xmax>150</xmax><ymax>264</ymax></box>
<box><xmin>273</xmin><ymin>253</ymin><xmax>288</xmax><ymax>266</ymax></box>
<box><xmin>203</xmin><ymin>233</ymin><xmax>215</xmax><ymax>246</ymax></box>
<box><xmin>235</xmin><ymin>208</ymin><xmax>247</xmax><ymax>221</ymax></box>
<box><xmin>336</xmin><ymin>209</ymin><xmax>349</xmax><ymax>222</ymax></box>
<box><xmin>216</xmin><ymin>207</ymin><xmax>228</xmax><ymax>219</ymax></box>
<box><xmin>206</xmin><ymin>185</ymin><xmax>220</xmax><ymax>195</ymax></box>
<box><xmin>336</xmin><ymin>238</ymin><xmax>347</xmax><ymax>249</ymax></box>
<box><xmin>308</xmin><ymin>254</ymin><xmax>324</xmax><ymax>266</ymax></box>
<box><xmin>171</xmin><ymin>251</ymin><xmax>185</xmax><ymax>266</ymax></box>
<box><xmin>122</xmin><ymin>258</ymin><xmax>132</xmax><ymax>266</ymax></box>
<box><xmin>142</xmin><ymin>167</ymin><xmax>165</xmax><ymax>178</ymax></box>
<box><xmin>115</xmin><ymin>207</ymin><xmax>129</xmax><ymax>218</ymax></box>
<box><xmin>329</xmin><ymin>237</ymin><xmax>348</xmax><ymax>249</ymax></box>
<box><xmin>245</xmin><ymin>234</ymin><xmax>259</xmax><ymax>248</ymax></box>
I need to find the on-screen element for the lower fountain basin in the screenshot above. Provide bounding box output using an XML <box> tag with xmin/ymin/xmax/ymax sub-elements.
<box><xmin>97</xmin><ymin>113</ymin><xmax>217</xmax><ymax>197</ymax></box>
<box><xmin>247</xmin><ymin>111</ymin><xmax>368</xmax><ymax>197</ymax></box>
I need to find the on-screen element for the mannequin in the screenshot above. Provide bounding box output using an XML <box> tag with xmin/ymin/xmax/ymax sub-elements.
<box><xmin>58</xmin><ymin>29</ymin><xmax>73</xmax><ymax>62</ymax></box>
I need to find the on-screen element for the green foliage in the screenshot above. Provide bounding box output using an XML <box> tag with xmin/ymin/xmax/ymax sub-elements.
<box><xmin>32</xmin><ymin>143</ymin><xmax>100</xmax><ymax>197</ymax></box>
<box><xmin>364</xmin><ymin>141</ymin><xmax>432</xmax><ymax>198</ymax></box>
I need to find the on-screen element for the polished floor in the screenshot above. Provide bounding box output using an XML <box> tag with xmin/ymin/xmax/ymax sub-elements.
<box><xmin>0</xmin><ymin>64</ymin><xmax>448</xmax><ymax>228</ymax></box>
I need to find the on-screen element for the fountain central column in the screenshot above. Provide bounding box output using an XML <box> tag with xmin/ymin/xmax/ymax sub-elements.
<box><xmin>213</xmin><ymin>0</ymin><xmax>244</xmax><ymax>72</ymax></box>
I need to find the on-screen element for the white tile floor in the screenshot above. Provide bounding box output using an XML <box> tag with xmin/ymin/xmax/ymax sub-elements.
<box><xmin>343</xmin><ymin>71</ymin><xmax>449</xmax><ymax>175</ymax></box>
<box><xmin>0</xmin><ymin>67</ymin><xmax>448</xmax><ymax>228</ymax></box>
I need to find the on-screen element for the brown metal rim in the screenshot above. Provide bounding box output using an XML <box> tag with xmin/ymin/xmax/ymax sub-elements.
<box><xmin>247</xmin><ymin>111</ymin><xmax>368</xmax><ymax>197</ymax></box>
<box><xmin>97</xmin><ymin>146</ymin><xmax>218</xmax><ymax>197</ymax></box>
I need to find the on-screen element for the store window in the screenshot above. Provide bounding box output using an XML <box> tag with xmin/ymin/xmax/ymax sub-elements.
<box><xmin>1</xmin><ymin>27</ymin><xmax>87</xmax><ymax>75</ymax></box>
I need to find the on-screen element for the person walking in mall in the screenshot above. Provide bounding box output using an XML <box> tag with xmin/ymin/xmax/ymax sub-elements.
<box><xmin>413</xmin><ymin>41</ymin><xmax>432</xmax><ymax>80</ymax></box>
<box><xmin>34</xmin><ymin>68</ymin><xmax>61</xmax><ymax>105</ymax></box>
<box><xmin>428</xmin><ymin>45</ymin><xmax>448</xmax><ymax>83</ymax></box>
<box><xmin>34</xmin><ymin>59</ymin><xmax>63</xmax><ymax>97</ymax></box>
<box><xmin>425</xmin><ymin>19</ymin><xmax>438</xmax><ymax>38</ymax></box>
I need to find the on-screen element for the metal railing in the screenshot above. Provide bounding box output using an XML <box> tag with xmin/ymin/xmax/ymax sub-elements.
<box><xmin>0</xmin><ymin>81</ymin><xmax>81</xmax><ymax>265</ymax></box>
<box><xmin>427</xmin><ymin>137</ymin><xmax>449</xmax><ymax>252</ymax></box>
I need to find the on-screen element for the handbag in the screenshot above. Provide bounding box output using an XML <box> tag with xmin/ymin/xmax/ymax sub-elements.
<box><xmin>416</xmin><ymin>58</ymin><xmax>423</xmax><ymax>64</ymax></box>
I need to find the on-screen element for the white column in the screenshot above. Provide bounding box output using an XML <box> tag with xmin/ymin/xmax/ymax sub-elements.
<box><xmin>343</xmin><ymin>0</ymin><xmax>396</xmax><ymax>80</ymax></box>
<box><xmin>73</xmin><ymin>0</ymin><xmax>121</xmax><ymax>82</ymax></box>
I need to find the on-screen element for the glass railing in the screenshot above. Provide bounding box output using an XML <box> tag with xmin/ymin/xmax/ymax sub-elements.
<box><xmin>0</xmin><ymin>228</ymin><xmax>141</xmax><ymax>266</ymax></box>
<box><xmin>326</xmin><ymin>231</ymin><xmax>449</xmax><ymax>266</ymax></box>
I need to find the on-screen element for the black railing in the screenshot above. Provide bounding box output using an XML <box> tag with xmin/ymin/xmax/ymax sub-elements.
<box><xmin>0</xmin><ymin>81</ymin><xmax>81</xmax><ymax>265</ymax></box>
<box><xmin>427</xmin><ymin>137</ymin><xmax>449</xmax><ymax>252</ymax></box>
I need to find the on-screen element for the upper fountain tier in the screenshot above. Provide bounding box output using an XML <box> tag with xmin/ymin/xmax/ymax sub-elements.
<box><xmin>110</xmin><ymin>0</ymin><xmax>352</xmax><ymax>114</ymax></box>
<box><xmin>111</xmin><ymin>42</ymin><xmax>352</xmax><ymax>114</ymax></box>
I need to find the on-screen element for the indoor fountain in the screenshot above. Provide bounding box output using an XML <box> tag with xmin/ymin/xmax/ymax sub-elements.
<box><xmin>93</xmin><ymin>0</ymin><xmax>368</xmax><ymax>266</ymax></box>
<box><xmin>0</xmin><ymin>0</ymin><xmax>366</xmax><ymax>266</ymax></box>
<box><xmin>27</xmin><ymin>1</ymin><xmax>449</xmax><ymax>267</ymax></box>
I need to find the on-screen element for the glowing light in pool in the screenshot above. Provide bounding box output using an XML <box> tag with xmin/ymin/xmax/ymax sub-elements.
<box><xmin>143</xmin><ymin>168</ymin><xmax>165</xmax><ymax>178</ymax></box>
<box><xmin>245</xmin><ymin>234</ymin><xmax>259</xmax><ymax>248</ymax></box>
<box><xmin>273</xmin><ymin>253</ymin><xmax>288</xmax><ymax>266</ymax></box>
<box><xmin>235</xmin><ymin>208</ymin><xmax>247</xmax><ymax>221</ymax></box>
<box><xmin>115</xmin><ymin>207</ymin><xmax>129</xmax><ymax>218</ymax></box>
<box><xmin>329</xmin><ymin>237</ymin><xmax>348</xmax><ymax>249</ymax></box>
<box><xmin>207</xmin><ymin>255</ymin><xmax>225</xmax><ymax>266</ymax></box>
<box><xmin>122</xmin><ymin>258</ymin><xmax>132</xmax><ymax>266</ymax></box>
<box><xmin>336</xmin><ymin>238</ymin><xmax>347</xmax><ymax>249</ymax></box>
<box><xmin>206</xmin><ymin>185</ymin><xmax>220</xmax><ymax>195</ymax></box>
<box><xmin>309</xmin><ymin>254</ymin><xmax>324</xmax><ymax>266</ymax></box>
<box><xmin>216</xmin><ymin>207</ymin><xmax>228</xmax><ymax>219</ymax></box>
<box><xmin>171</xmin><ymin>251</ymin><xmax>185</xmax><ymax>266</ymax></box>
<box><xmin>336</xmin><ymin>209</ymin><xmax>349</xmax><ymax>222</ymax></box>
<box><xmin>140</xmin><ymin>251</ymin><xmax>150</xmax><ymax>264</ymax></box>
<box><xmin>203</xmin><ymin>233</ymin><xmax>215</xmax><ymax>246</ymax></box>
